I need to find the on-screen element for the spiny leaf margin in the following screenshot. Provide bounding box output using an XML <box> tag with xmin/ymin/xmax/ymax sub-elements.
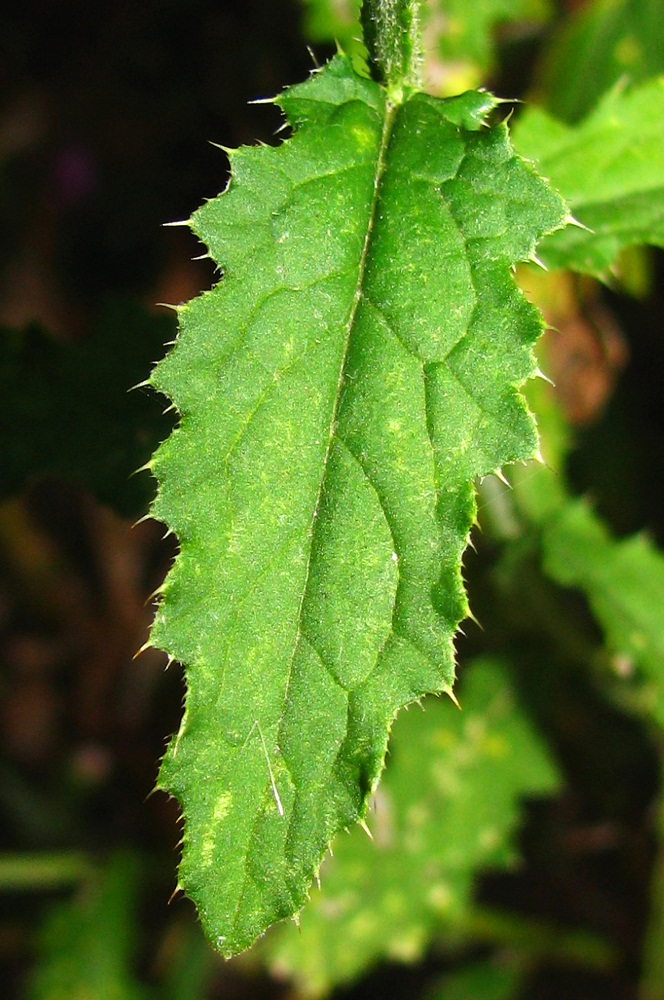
<box><xmin>265</xmin><ymin>658</ymin><xmax>560</xmax><ymax>996</ymax></box>
<box><xmin>148</xmin><ymin>54</ymin><xmax>567</xmax><ymax>956</ymax></box>
<box><xmin>512</xmin><ymin>76</ymin><xmax>664</xmax><ymax>274</ymax></box>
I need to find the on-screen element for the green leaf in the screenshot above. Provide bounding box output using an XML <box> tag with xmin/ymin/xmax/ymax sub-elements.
<box><xmin>428</xmin><ymin>959</ymin><xmax>523</xmax><ymax>1000</ymax></box>
<box><xmin>149</xmin><ymin>53</ymin><xmax>566</xmax><ymax>955</ymax></box>
<box><xmin>265</xmin><ymin>659</ymin><xmax>559</xmax><ymax>995</ymax></box>
<box><xmin>159</xmin><ymin>922</ymin><xmax>217</xmax><ymax>1000</ymax></box>
<box><xmin>535</xmin><ymin>0</ymin><xmax>664</xmax><ymax>124</ymax></box>
<box><xmin>428</xmin><ymin>0</ymin><xmax>552</xmax><ymax>92</ymax></box>
<box><xmin>512</xmin><ymin>77</ymin><xmax>664</xmax><ymax>274</ymax></box>
<box><xmin>542</xmin><ymin>499</ymin><xmax>664</xmax><ymax>727</ymax></box>
<box><xmin>0</xmin><ymin>301</ymin><xmax>175</xmax><ymax>518</ymax></box>
<box><xmin>301</xmin><ymin>0</ymin><xmax>360</xmax><ymax>40</ymax></box>
<box><xmin>300</xmin><ymin>0</ymin><xmax>365</xmax><ymax>67</ymax></box>
<box><xmin>0</xmin><ymin>852</ymin><xmax>91</xmax><ymax>891</ymax></box>
<box><xmin>27</xmin><ymin>854</ymin><xmax>149</xmax><ymax>1000</ymax></box>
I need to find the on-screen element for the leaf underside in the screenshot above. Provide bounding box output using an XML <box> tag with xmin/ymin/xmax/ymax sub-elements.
<box><xmin>149</xmin><ymin>54</ymin><xmax>566</xmax><ymax>955</ymax></box>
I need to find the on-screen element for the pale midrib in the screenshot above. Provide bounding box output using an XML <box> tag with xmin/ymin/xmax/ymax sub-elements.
<box><xmin>288</xmin><ymin>98</ymin><xmax>399</xmax><ymax>683</ymax></box>
<box><xmin>228</xmin><ymin>99</ymin><xmax>401</xmax><ymax>944</ymax></box>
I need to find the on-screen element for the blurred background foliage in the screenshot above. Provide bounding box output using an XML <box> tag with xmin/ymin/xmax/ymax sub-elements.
<box><xmin>1</xmin><ymin>0</ymin><xmax>664</xmax><ymax>998</ymax></box>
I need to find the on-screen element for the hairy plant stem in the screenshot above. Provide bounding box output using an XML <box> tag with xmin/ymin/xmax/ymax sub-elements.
<box><xmin>360</xmin><ymin>0</ymin><xmax>423</xmax><ymax>94</ymax></box>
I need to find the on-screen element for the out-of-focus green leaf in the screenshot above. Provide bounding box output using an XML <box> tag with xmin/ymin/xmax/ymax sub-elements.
<box><xmin>513</xmin><ymin>77</ymin><xmax>664</xmax><ymax>274</ymax></box>
<box><xmin>27</xmin><ymin>854</ymin><xmax>149</xmax><ymax>1000</ymax></box>
<box><xmin>427</xmin><ymin>0</ymin><xmax>552</xmax><ymax>93</ymax></box>
<box><xmin>0</xmin><ymin>301</ymin><xmax>175</xmax><ymax>518</ymax></box>
<box><xmin>536</xmin><ymin>0</ymin><xmax>664</xmax><ymax>123</ymax></box>
<box><xmin>159</xmin><ymin>921</ymin><xmax>217</xmax><ymax>1000</ymax></box>
<box><xmin>300</xmin><ymin>0</ymin><xmax>365</xmax><ymax>63</ymax></box>
<box><xmin>0</xmin><ymin>853</ymin><xmax>91</xmax><ymax>891</ymax></box>
<box><xmin>542</xmin><ymin>499</ymin><xmax>664</xmax><ymax>727</ymax></box>
<box><xmin>428</xmin><ymin>958</ymin><xmax>523</xmax><ymax>1000</ymax></box>
<box><xmin>264</xmin><ymin>659</ymin><xmax>559</xmax><ymax>995</ymax></box>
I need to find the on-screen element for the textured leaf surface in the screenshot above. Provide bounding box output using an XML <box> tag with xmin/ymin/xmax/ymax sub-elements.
<box><xmin>542</xmin><ymin>499</ymin><xmax>664</xmax><ymax>727</ymax></box>
<box><xmin>149</xmin><ymin>54</ymin><xmax>566</xmax><ymax>955</ymax></box>
<box><xmin>512</xmin><ymin>77</ymin><xmax>664</xmax><ymax>274</ymax></box>
<box><xmin>266</xmin><ymin>659</ymin><xmax>559</xmax><ymax>995</ymax></box>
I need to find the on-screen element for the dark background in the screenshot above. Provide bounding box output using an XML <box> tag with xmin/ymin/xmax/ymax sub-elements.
<box><xmin>1</xmin><ymin>2</ymin><xmax>664</xmax><ymax>998</ymax></box>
